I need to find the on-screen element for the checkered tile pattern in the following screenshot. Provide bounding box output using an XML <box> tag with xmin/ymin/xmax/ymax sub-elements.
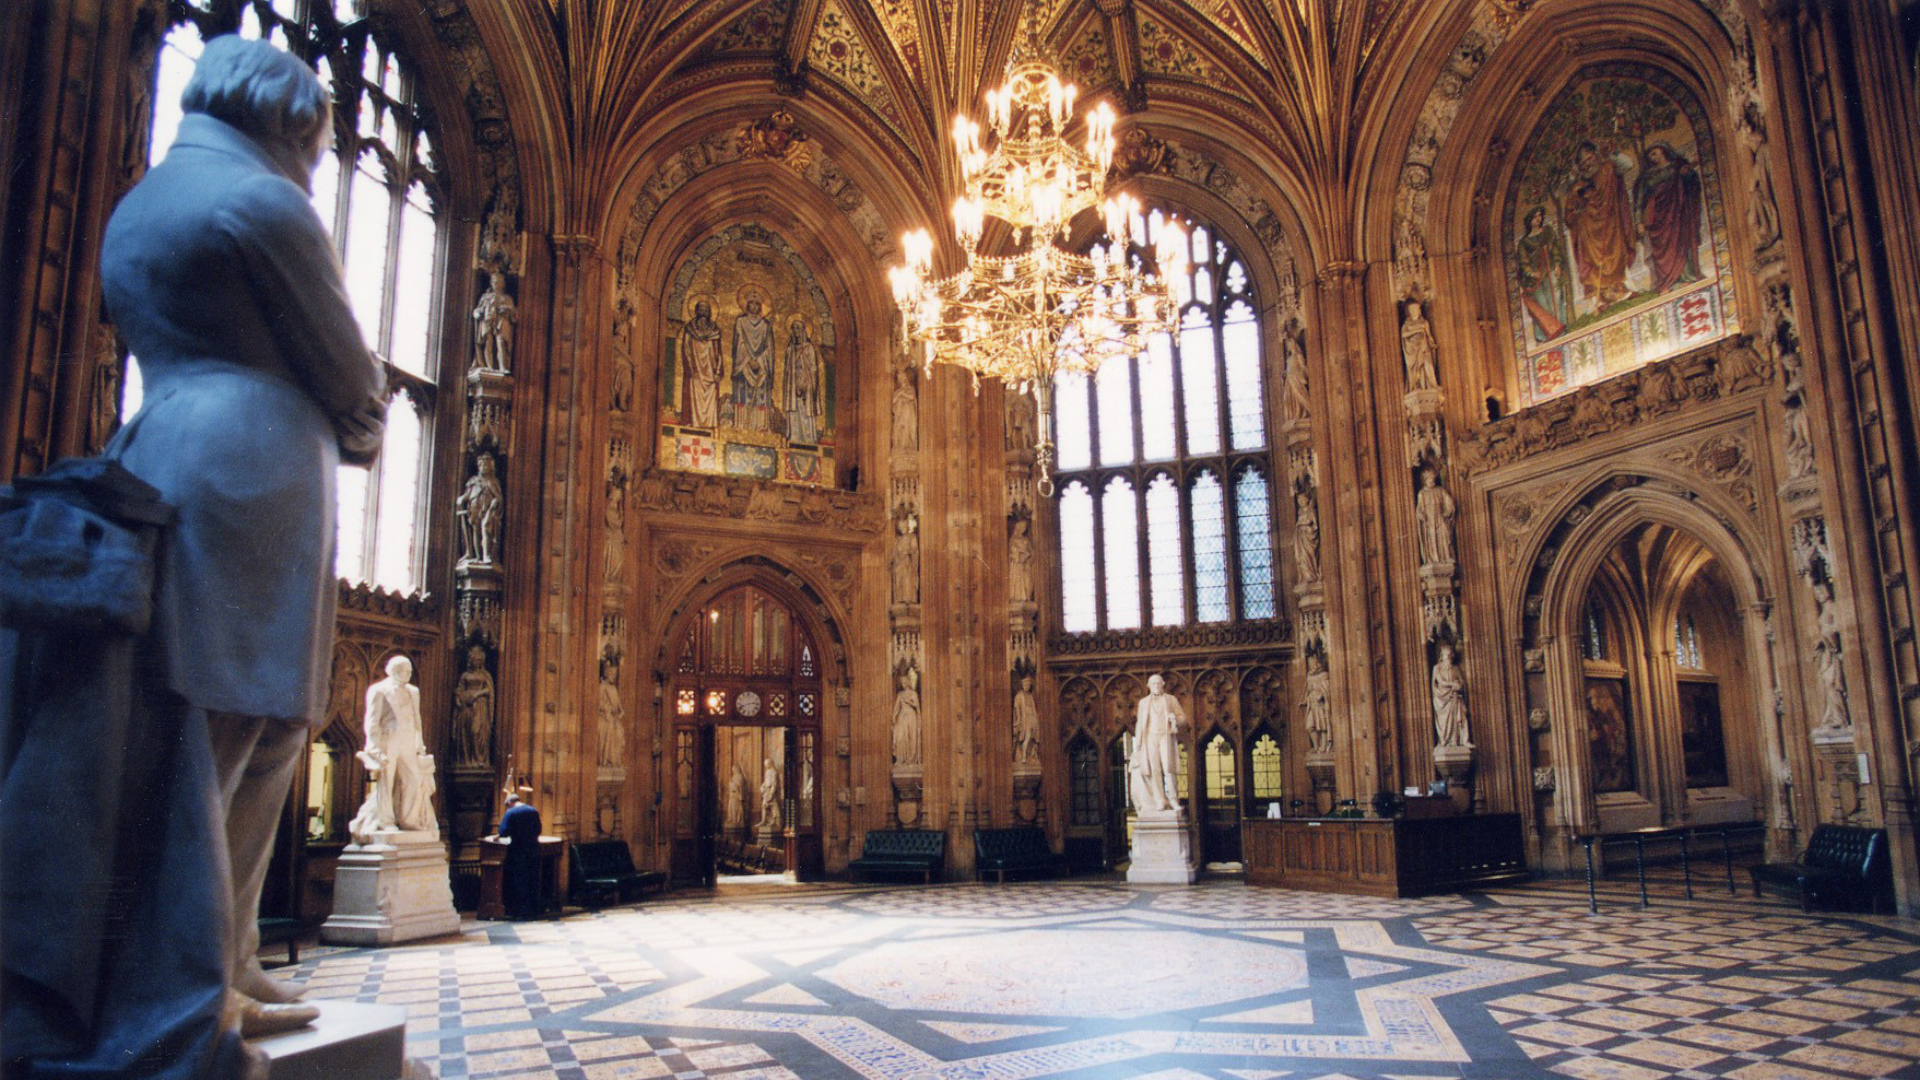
<box><xmin>271</xmin><ymin>875</ymin><xmax>1920</xmax><ymax>1080</ymax></box>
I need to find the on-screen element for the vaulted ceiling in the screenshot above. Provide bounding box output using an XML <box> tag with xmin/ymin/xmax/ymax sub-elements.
<box><xmin>475</xmin><ymin>0</ymin><xmax>1453</xmax><ymax>247</ymax></box>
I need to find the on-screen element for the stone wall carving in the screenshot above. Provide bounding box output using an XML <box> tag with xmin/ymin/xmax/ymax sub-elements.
<box><xmin>634</xmin><ymin>466</ymin><xmax>884</xmax><ymax>534</ymax></box>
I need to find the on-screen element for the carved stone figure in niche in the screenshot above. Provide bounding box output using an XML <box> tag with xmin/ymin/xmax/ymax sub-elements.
<box><xmin>89</xmin><ymin>325</ymin><xmax>122</xmax><ymax>453</ymax></box>
<box><xmin>1302</xmin><ymin>652</ymin><xmax>1332</xmax><ymax>754</ymax></box>
<box><xmin>1415</xmin><ymin>467</ymin><xmax>1456</xmax><ymax>567</ymax></box>
<box><xmin>1431</xmin><ymin>644</ymin><xmax>1470</xmax><ymax>748</ymax></box>
<box><xmin>1130</xmin><ymin>674</ymin><xmax>1186</xmax><ymax>814</ymax></box>
<box><xmin>730</xmin><ymin>297</ymin><xmax>775</xmax><ymax>432</ymax></box>
<box><xmin>1008</xmin><ymin>516</ymin><xmax>1034</xmax><ymax>603</ymax></box>
<box><xmin>597</xmin><ymin>650</ymin><xmax>625</xmax><ymax>767</ymax></box>
<box><xmin>348</xmin><ymin>655</ymin><xmax>437</xmax><ymax>842</ymax></box>
<box><xmin>1782</xmin><ymin>402</ymin><xmax>1815</xmax><ymax>479</ymax></box>
<box><xmin>610</xmin><ymin>350</ymin><xmax>635</xmax><ymax>413</ymax></box>
<box><xmin>1734</xmin><ymin>101</ymin><xmax>1781</xmax><ymax>251</ymax></box>
<box><xmin>603</xmin><ymin>479</ymin><xmax>626</xmax><ymax>584</ymax></box>
<box><xmin>1282</xmin><ymin>325</ymin><xmax>1310</xmax><ymax>421</ymax></box>
<box><xmin>1005</xmin><ymin>388</ymin><xmax>1034</xmax><ymax>451</ymax></box>
<box><xmin>785</xmin><ymin>319</ymin><xmax>821</xmax><ymax>444</ymax></box>
<box><xmin>725</xmin><ymin>763</ymin><xmax>749</xmax><ymax>830</ymax></box>
<box><xmin>757</xmin><ymin>757</ymin><xmax>781</xmax><ymax>828</ymax></box>
<box><xmin>458</xmin><ymin>452</ymin><xmax>504</xmax><ymax>566</ymax></box>
<box><xmin>471</xmin><ymin>271</ymin><xmax>517</xmax><ymax>374</ymax></box>
<box><xmin>453</xmin><ymin>645</ymin><xmax>494</xmax><ymax>766</ymax></box>
<box><xmin>681</xmin><ymin>301</ymin><xmax>723</xmax><ymax>428</ymax></box>
<box><xmin>891</xmin><ymin>366</ymin><xmax>917</xmax><ymax>451</ymax></box>
<box><xmin>891</xmin><ymin>514</ymin><xmax>920</xmax><ymax>604</ymax></box>
<box><xmin>1811</xmin><ymin>581</ymin><xmax>1849</xmax><ymax>731</ymax></box>
<box><xmin>1401</xmin><ymin>300</ymin><xmax>1439</xmax><ymax>392</ymax></box>
<box><xmin>1641</xmin><ymin>361</ymin><xmax>1684</xmax><ymax>408</ymax></box>
<box><xmin>892</xmin><ymin>666</ymin><xmax>922</xmax><ymax>767</ymax></box>
<box><xmin>481</xmin><ymin>184</ymin><xmax>519</xmax><ymax>272</ymax></box>
<box><xmin>1293</xmin><ymin>489</ymin><xmax>1321</xmax><ymax>583</ymax></box>
<box><xmin>1012</xmin><ymin>675</ymin><xmax>1040</xmax><ymax>765</ymax></box>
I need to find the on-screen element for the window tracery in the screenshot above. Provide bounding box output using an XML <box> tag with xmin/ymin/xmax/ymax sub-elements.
<box><xmin>132</xmin><ymin>3</ymin><xmax>448</xmax><ymax>595</ymax></box>
<box><xmin>1051</xmin><ymin>214</ymin><xmax>1276</xmax><ymax>633</ymax></box>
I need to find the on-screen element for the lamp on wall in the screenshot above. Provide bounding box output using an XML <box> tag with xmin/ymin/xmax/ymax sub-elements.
<box><xmin>888</xmin><ymin>10</ymin><xmax>1186</xmax><ymax>495</ymax></box>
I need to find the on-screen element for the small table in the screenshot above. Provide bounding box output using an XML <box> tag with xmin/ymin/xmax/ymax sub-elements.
<box><xmin>1573</xmin><ymin>822</ymin><xmax>1765</xmax><ymax>914</ymax></box>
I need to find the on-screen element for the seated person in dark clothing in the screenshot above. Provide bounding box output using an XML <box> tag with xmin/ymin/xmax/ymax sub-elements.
<box><xmin>498</xmin><ymin>793</ymin><xmax>543</xmax><ymax>920</ymax></box>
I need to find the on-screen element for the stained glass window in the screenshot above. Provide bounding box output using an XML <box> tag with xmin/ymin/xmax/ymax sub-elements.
<box><xmin>1102</xmin><ymin>478</ymin><xmax>1142</xmax><ymax>631</ymax></box>
<box><xmin>1146</xmin><ymin>474</ymin><xmax>1184</xmax><ymax>626</ymax></box>
<box><xmin>1250</xmin><ymin>733</ymin><xmax>1283</xmax><ymax>801</ymax></box>
<box><xmin>1059</xmin><ymin>482</ymin><xmax>1097</xmax><ymax>632</ymax></box>
<box><xmin>1049</xmin><ymin>216</ymin><xmax>1275</xmax><ymax>631</ymax></box>
<box><xmin>1191</xmin><ymin>471</ymin><xmax>1228</xmax><ymax>623</ymax></box>
<box><xmin>1204</xmin><ymin>734</ymin><xmax>1235</xmax><ymax>800</ymax></box>
<box><xmin>1235</xmin><ymin>467</ymin><xmax>1275</xmax><ymax>619</ymax></box>
<box><xmin>140</xmin><ymin>6</ymin><xmax>447</xmax><ymax>597</ymax></box>
<box><xmin>1069</xmin><ymin>738</ymin><xmax>1101</xmax><ymax>826</ymax></box>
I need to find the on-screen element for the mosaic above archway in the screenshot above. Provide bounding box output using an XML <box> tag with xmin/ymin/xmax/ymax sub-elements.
<box><xmin>660</xmin><ymin>224</ymin><xmax>839</xmax><ymax>486</ymax></box>
<box><xmin>1505</xmin><ymin>63</ymin><xmax>1736</xmax><ymax>405</ymax></box>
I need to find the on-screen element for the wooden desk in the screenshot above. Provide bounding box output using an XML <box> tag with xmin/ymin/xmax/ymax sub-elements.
<box><xmin>478</xmin><ymin>835</ymin><xmax>564</xmax><ymax>919</ymax></box>
<box><xmin>1244</xmin><ymin>814</ymin><xmax>1528</xmax><ymax>897</ymax></box>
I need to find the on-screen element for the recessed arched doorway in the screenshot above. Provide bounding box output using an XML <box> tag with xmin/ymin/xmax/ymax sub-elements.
<box><xmin>665</xmin><ymin>582</ymin><xmax>825</xmax><ymax>884</ymax></box>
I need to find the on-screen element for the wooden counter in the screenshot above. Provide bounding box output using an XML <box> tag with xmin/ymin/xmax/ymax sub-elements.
<box><xmin>1243</xmin><ymin>814</ymin><xmax>1528</xmax><ymax>897</ymax></box>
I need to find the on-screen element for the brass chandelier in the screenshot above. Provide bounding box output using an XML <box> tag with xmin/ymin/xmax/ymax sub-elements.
<box><xmin>889</xmin><ymin>19</ymin><xmax>1188</xmax><ymax>496</ymax></box>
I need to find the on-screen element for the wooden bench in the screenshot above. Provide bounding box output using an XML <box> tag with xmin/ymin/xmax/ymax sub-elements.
<box><xmin>848</xmin><ymin>829</ymin><xmax>945</xmax><ymax>883</ymax></box>
<box><xmin>973</xmin><ymin>827</ymin><xmax>1069</xmax><ymax>883</ymax></box>
<box><xmin>256</xmin><ymin>917</ymin><xmax>304</xmax><ymax>965</ymax></box>
<box><xmin>1751</xmin><ymin>824</ymin><xmax>1894</xmax><ymax>913</ymax></box>
<box><xmin>569</xmin><ymin>840</ymin><xmax>668</xmax><ymax>908</ymax></box>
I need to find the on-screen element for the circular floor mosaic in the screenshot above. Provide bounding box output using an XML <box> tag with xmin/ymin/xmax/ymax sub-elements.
<box><xmin>816</xmin><ymin>927</ymin><xmax>1309</xmax><ymax>1018</ymax></box>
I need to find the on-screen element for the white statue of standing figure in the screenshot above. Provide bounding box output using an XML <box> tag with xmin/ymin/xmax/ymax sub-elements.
<box><xmin>757</xmin><ymin>757</ymin><xmax>781</xmax><ymax>828</ymax></box>
<box><xmin>1811</xmin><ymin>582</ymin><xmax>1849</xmax><ymax>730</ymax></box>
<box><xmin>725</xmin><ymin>763</ymin><xmax>749</xmax><ymax>830</ymax></box>
<box><xmin>1012</xmin><ymin>675</ymin><xmax>1041</xmax><ymax>765</ymax></box>
<box><xmin>1431</xmin><ymin>644</ymin><xmax>1470</xmax><ymax>748</ymax></box>
<box><xmin>1130</xmin><ymin>674</ymin><xmax>1186</xmax><ymax>814</ymax></box>
<box><xmin>348</xmin><ymin>655</ymin><xmax>437</xmax><ymax>843</ymax></box>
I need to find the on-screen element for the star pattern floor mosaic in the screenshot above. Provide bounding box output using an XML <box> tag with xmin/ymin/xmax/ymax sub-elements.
<box><xmin>277</xmin><ymin>870</ymin><xmax>1920</xmax><ymax>1080</ymax></box>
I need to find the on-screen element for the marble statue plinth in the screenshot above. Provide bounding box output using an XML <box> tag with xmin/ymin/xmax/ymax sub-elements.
<box><xmin>1126</xmin><ymin>811</ymin><xmax>1198</xmax><ymax>885</ymax></box>
<box><xmin>321</xmin><ymin>829</ymin><xmax>461</xmax><ymax>946</ymax></box>
<box><xmin>254</xmin><ymin>999</ymin><xmax>408</xmax><ymax>1080</ymax></box>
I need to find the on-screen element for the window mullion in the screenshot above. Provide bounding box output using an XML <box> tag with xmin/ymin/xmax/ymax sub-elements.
<box><xmin>1134</xmin><ymin>470</ymin><xmax>1150</xmax><ymax>628</ymax></box>
<box><xmin>1090</xmin><ymin>482</ymin><xmax>1108</xmax><ymax>633</ymax></box>
<box><xmin>1179</xmin><ymin>468</ymin><xmax>1197</xmax><ymax>625</ymax></box>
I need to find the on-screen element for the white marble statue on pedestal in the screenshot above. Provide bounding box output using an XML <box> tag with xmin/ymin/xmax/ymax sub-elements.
<box><xmin>1129</xmin><ymin>674</ymin><xmax>1185</xmax><ymax>814</ymax></box>
<box><xmin>1127</xmin><ymin>673</ymin><xmax>1198</xmax><ymax>884</ymax></box>
<box><xmin>348</xmin><ymin>655</ymin><xmax>437</xmax><ymax>844</ymax></box>
<box><xmin>326</xmin><ymin>653</ymin><xmax>460</xmax><ymax>945</ymax></box>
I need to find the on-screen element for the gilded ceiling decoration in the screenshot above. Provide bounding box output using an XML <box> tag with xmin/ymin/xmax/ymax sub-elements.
<box><xmin>507</xmin><ymin>0</ymin><xmax>1430</xmax><ymax>242</ymax></box>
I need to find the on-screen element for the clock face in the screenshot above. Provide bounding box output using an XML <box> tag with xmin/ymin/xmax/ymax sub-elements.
<box><xmin>737</xmin><ymin>690</ymin><xmax>763</xmax><ymax>718</ymax></box>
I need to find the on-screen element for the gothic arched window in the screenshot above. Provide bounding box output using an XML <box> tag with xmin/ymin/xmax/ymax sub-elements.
<box><xmin>1052</xmin><ymin>213</ymin><xmax>1276</xmax><ymax>633</ymax></box>
<box><xmin>129</xmin><ymin>4</ymin><xmax>447</xmax><ymax>596</ymax></box>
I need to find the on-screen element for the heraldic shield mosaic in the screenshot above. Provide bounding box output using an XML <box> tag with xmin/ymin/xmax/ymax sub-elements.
<box><xmin>661</xmin><ymin>224</ymin><xmax>839</xmax><ymax>486</ymax></box>
<box><xmin>1505</xmin><ymin>63</ymin><xmax>1737</xmax><ymax>406</ymax></box>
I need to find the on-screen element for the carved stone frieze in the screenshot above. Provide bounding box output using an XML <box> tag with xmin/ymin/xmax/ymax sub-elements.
<box><xmin>1048</xmin><ymin>618</ymin><xmax>1291</xmax><ymax>658</ymax></box>
<box><xmin>1660</xmin><ymin>430</ymin><xmax>1759</xmax><ymax>512</ymax></box>
<box><xmin>634</xmin><ymin>467</ymin><xmax>884</xmax><ymax>535</ymax></box>
<box><xmin>1462</xmin><ymin>337</ymin><xmax>1772</xmax><ymax>473</ymax></box>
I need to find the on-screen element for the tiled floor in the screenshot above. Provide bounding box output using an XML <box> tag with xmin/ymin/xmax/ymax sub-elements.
<box><xmin>278</xmin><ymin>871</ymin><xmax>1920</xmax><ymax>1080</ymax></box>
